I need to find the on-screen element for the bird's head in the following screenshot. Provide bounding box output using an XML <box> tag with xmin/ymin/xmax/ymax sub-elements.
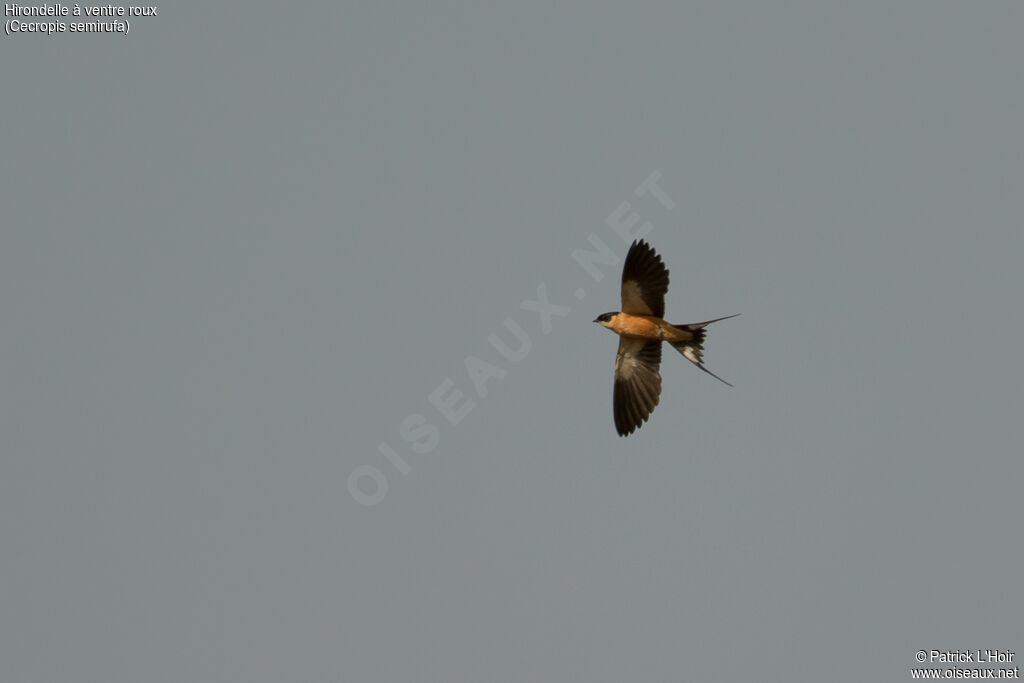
<box><xmin>593</xmin><ymin>312</ymin><xmax>618</xmax><ymax>328</ymax></box>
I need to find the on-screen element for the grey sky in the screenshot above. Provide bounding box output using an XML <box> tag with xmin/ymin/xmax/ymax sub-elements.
<box><xmin>3</xmin><ymin>3</ymin><xmax>1022</xmax><ymax>682</ymax></box>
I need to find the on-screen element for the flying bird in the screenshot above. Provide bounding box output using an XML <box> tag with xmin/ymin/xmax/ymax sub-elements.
<box><xmin>594</xmin><ymin>239</ymin><xmax>737</xmax><ymax>436</ymax></box>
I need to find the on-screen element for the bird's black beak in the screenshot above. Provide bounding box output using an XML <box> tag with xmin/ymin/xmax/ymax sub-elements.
<box><xmin>592</xmin><ymin>317</ymin><xmax>600</xmax><ymax>323</ymax></box>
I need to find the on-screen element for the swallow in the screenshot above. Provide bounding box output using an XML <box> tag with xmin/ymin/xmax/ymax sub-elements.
<box><xmin>593</xmin><ymin>239</ymin><xmax>737</xmax><ymax>436</ymax></box>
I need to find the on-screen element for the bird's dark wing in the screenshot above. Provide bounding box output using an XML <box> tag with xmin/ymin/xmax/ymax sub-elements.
<box><xmin>620</xmin><ymin>239</ymin><xmax>669</xmax><ymax>318</ymax></box>
<box><xmin>613</xmin><ymin>337</ymin><xmax>663</xmax><ymax>436</ymax></box>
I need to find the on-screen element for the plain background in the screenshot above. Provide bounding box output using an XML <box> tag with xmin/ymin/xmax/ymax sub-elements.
<box><xmin>3</xmin><ymin>3</ymin><xmax>1022</xmax><ymax>682</ymax></box>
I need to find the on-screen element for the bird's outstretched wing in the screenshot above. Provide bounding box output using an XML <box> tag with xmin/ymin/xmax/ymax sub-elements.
<box><xmin>620</xmin><ymin>239</ymin><xmax>670</xmax><ymax>318</ymax></box>
<box><xmin>613</xmin><ymin>337</ymin><xmax>663</xmax><ymax>436</ymax></box>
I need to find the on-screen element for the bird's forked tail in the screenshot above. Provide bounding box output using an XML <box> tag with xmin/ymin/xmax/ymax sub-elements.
<box><xmin>669</xmin><ymin>314</ymin><xmax>739</xmax><ymax>387</ymax></box>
